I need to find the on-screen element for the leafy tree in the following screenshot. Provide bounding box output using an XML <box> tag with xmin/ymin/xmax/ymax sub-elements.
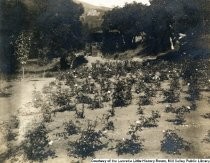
<box><xmin>144</xmin><ymin>0</ymin><xmax>203</xmax><ymax>54</ymax></box>
<box><xmin>101</xmin><ymin>0</ymin><xmax>204</xmax><ymax>55</ymax></box>
<box><xmin>36</xmin><ymin>0</ymin><xmax>85</xmax><ymax>61</ymax></box>
<box><xmin>14</xmin><ymin>31</ymin><xmax>32</xmax><ymax>79</ymax></box>
<box><xmin>102</xmin><ymin>2</ymin><xmax>146</xmax><ymax>52</ymax></box>
<box><xmin>0</xmin><ymin>0</ymin><xmax>28</xmax><ymax>73</ymax></box>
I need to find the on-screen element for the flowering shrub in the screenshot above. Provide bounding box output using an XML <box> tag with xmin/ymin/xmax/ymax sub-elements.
<box><xmin>116</xmin><ymin>123</ymin><xmax>143</xmax><ymax>155</ymax></box>
<box><xmin>103</xmin><ymin>121</ymin><xmax>115</xmax><ymax>131</ymax></box>
<box><xmin>76</xmin><ymin>94</ymin><xmax>92</xmax><ymax>104</ymax></box>
<box><xmin>116</xmin><ymin>138</ymin><xmax>143</xmax><ymax>155</ymax></box>
<box><xmin>186</xmin><ymin>83</ymin><xmax>200</xmax><ymax>101</ymax></box>
<box><xmin>163</xmin><ymin>90</ymin><xmax>180</xmax><ymax>103</ymax></box>
<box><xmin>112</xmin><ymin>80</ymin><xmax>132</xmax><ymax>107</ymax></box>
<box><xmin>140</xmin><ymin>111</ymin><xmax>161</xmax><ymax>128</ymax></box>
<box><xmin>161</xmin><ymin>130</ymin><xmax>190</xmax><ymax>154</ymax></box>
<box><xmin>68</xmin><ymin>121</ymin><xmax>107</xmax><ymax>158</ymax></box>
<box><xmin>6</xmin><ymin>115</ymin><xmax>19</xmax><ymax>142</ymax></box>
<box><xmin>139</xmin><ymin>95</ymin><xmax>152</xmax><ymax>106</ymax></box>
<box><xmin>32</xmin><ymin>90</ymin><xmax>43</xmax><ymax>108</ymax></box>
<box><xmin>51</xmin><ymin>85</ymin><xmax>72</xmax><ymax>107</ymax></box>
<box><xmin>166</xmin><ymin>113</ymin><xmax>186</xmax><ymax>125</ymax></box>
<box><xmin>23</xmin><ymin>124</ymin><xmax>55</xmax><ymax>161</ymax></box>
<box><xmin>64</xmin><ymin>121</ymin><xmax>80</xmax><ymax>136</ymax></box>
<box><xmin>137</xmin><ymin>106</ymin><xmax>144</xmax><ymax>115</ymax></box>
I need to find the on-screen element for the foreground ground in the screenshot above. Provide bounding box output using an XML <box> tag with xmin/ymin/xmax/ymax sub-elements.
<box><xmin>0</xmin><ymin>56</ymin><xmax>210</xmax><ymax>162</ymax></box>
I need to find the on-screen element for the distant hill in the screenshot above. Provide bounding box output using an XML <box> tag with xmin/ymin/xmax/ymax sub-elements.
<box><xmin>22</xmin><ymin>0</ymin><xmax>110</xmax><ymax>14</ymax></box>
<box><xmin>22</xmin><ymin>0</ymin><xmax>108</xmax><ymax>31</ymax></box>
<box><xmin>74</xmin><ymin>0</ymin><xmax>110</xmax><ymax>12</ymax></box>
<box><xmin>74</xmin><ymin>0</ymin><xmax>110</xmax><ymax>31</ymax></box>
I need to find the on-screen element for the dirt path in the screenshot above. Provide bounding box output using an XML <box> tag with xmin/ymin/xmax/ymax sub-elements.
<box><xmin>0</xmin><ymin>77</ymin><xmax>55</xmax><ymax>156</ymax></box>
<box><xmin>0</xmin><ymin>78</ymin><xmax>54</xmax><ymax>121</ymax></box>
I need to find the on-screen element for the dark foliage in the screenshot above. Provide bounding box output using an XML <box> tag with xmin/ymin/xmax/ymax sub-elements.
<box><xmin>142</xmin><ymin>117</ymin><xmax>158</xmax><ymax>128</ymax></box>
<box><xmin>102</xmin><ymin>0</ymin><xmax>205</xmax><ymax>55</ymax></box>
<box><xmin>116</xmin><ymin>138</ymin><xmax>143</xmax><ymax>155</ymax></box>
<box><xmin>166</xmin><ymin>113</ymin><xmax>186</xmax><ymax>125</ymax></box>
<box><xmin>161</xmin><ymin>130</ymin><xmax>190</xmax><ymax>154</ymax></box>
<box><xmin>139</xmin><ymin>95</ymin><xmax>152</xmax><ymax>106</ymax></box>
<box><xmin>68</xmin><ymin>122</ymin><xmax>107</xmax><ymax>158</ymax></box>
<box><xmin>72</xmin><ymin>55</ymin><xmax>88</xmax><ymax>69</ymax></box>
<box><xmin>202</xmin><ymin>113</ymin><xmax>210</xmax><ymax>119</ymax></box>
<box><xmin>112</xmin><ymin>80</ymin><xmax>132</xmax><ymax>107</ymax></box>
<box><xmin>101</xmin><ymin>3</ymin><xmax>146</xmax><ymax>53</ymax></box>
<box><xmin>103</xmin><ymin>121</ymin><xmax>115</xmax><ymax>131</ymax></box>
<box><xmin>23</xmin><ymin>124</ymin><xmax>55</xmax><ymax>161</ymax></box>
<box><xmin>163</xmin><ymin>90</ymin><xmax>180</xmax><ymax>103</ymax></box>
<box><xmin>137</xmin><ymin>106</ymin><xmax>144</xmax><ymax>115</ymax></box>
<box><xmin>76</xmin><ymin>94</ymin><xmax>93</xmax><ymax>104</ymax></box>
<box><xmin>60</xmin><ymin>56</ymin><xmax>70</xmax><ymax>70</ymax></box>
<box><xmin>6</xmin><ymin>129</ymin><xmax>18</xmax><ymax>142</ymax></box>
<box><xmin>64</xmin><ymin>121</ymin><xmax>80</xmax><ymax>136</ymax></box>
<box><xmin>0</xmin><ymin>0</ymin><xmax>28</xmax><ymax>73</ymax></box>
<box><xmin>75</xmin><ymin>107</ymin><xmax>85</xmax><ymax>119</ymax></box>
<box><xmin>203</xmin><ymin>131</ymin><xmax>210</xmax><ymax>143</ymax></box>
<box><xmin>90</xmin><ymin>98</ymin><xmax>103</xmax><ymax>109</ymax></box>
<box><xmin>165</xmin><ymin>104</ymin><xmax>176</xmax><ymax>113</ymax></box>
<box><xmin>140</xmin><ymin>111</ymin><xmax>160</xmax><ymax>128</ymax></box>
<box><xmin>35</xmin><ymin>0</ymin><xmax>86</xmax><ymax>59</ymax></box>
<box><xmin>186</xmin><ymin>84</ymin><xmax>200</xmax><ymax>101</ymax></box>
<box><xmin>116</xmin><ymin>123</ymin><xmax>143</xmax><ymax>155</ymax></box>
<box><xmin>51</xmin><ymin>85</ymin><xmax>72</xmax><ymax>107</ymax></box>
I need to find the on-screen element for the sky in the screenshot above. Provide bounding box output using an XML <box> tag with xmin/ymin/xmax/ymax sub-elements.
<box><xmin>77</xmin><ymin>0</ymin><xmax>150</xmax><ymax>8</ymax></box>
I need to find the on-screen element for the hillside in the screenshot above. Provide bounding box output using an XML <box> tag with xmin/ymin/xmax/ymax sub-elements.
<box><xmin>22</xmin><ymin>0</ymin><xmax>109</xmax><ymax>14</ymax></box>
<box><xmin>74</xmin><ymin>0</ymin><xmax>110</xmax><ymax>30</ymax></box>
<box><xmin>23</xmin><ymin>0</ymin><xmax>110</xmax><ymax>29</ymax></box>
<box><xmin>74</xmin><ymin>0</ymin><xmax>110</xmax><ymax>12</ymax></box>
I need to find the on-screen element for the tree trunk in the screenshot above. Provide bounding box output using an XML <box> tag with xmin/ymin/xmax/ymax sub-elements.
<box><xmin>124</xmin><ymin>35</ymin><xmax>133</xmax><ymax>48</ymax></box>
<box><xmin>22</xmin><ymin>66</ymin><xmax>25</xmax><ymax>79</ymax></box>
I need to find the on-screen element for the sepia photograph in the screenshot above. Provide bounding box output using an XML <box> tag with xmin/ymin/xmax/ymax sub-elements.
<box><xmin>0</xmin><ymin>0</ymin><xmax>210</xmax><ymax>162</ymax></box>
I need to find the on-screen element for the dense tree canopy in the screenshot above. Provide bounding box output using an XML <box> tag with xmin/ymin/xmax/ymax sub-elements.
<box><xmin>0</xmin><ymin>0</ymin><xmax>209</xmax><ymax>73</ymax></box>
<box><xmin>0</xmin><ymin>0</ymin><xmax>29</xmax><ymax>73</ymax></box>
<box><xmin>35</xmin><ymin>0</ymin><xmax>85</xmax><ymax>58</ymax></box>
<box><xmin>0</xmin><ymin>0</ymin><xmax>86</xmax><ymax>73</ymax></box>
<box><xmin>101</xmin><ymin>0</ymin><xmax>206</xmax><ymax>54</ymax></box>
<box><xmin>102</xmin><ymin>3</ymin><xmax>146</xmax><ymax>51</ymax></box>
<box><xmin>144</xmin><ymin>0</ymin><xmax>203</xmax><ymax>54</ymax></box>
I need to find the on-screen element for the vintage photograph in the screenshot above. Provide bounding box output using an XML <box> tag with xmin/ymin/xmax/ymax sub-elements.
<box><xmin>0</xmin><ymin>0</ymin><xmax>210</xmax><ymax>162</ymax></box>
